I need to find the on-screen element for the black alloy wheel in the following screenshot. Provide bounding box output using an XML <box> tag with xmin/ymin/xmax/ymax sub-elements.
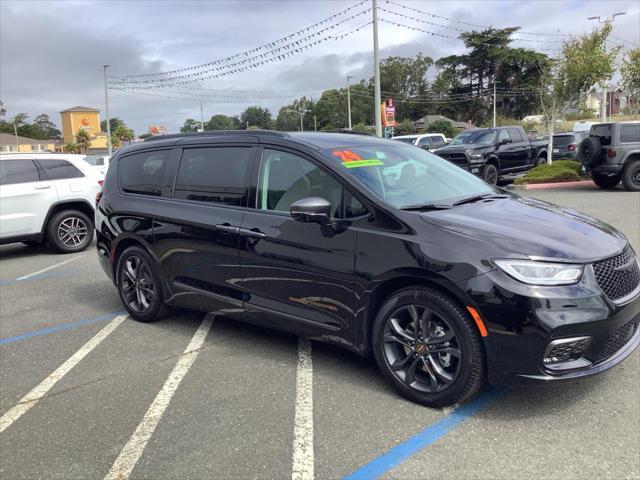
<box><xmin>483</xmin><ymin>164</ymin><xmax>498</xmax><ymax>185</ymax></box>
<box><xmin>117</xmin><ymin>247</ymin><xmax>166</xmax><ymax>322</ymax></box>
<box><xmin>382</xmin><ymin>304</ymin><xmax>461</xmax><ymax>393</ymax></box>
<box><xmin>372</xmin><ymin>288</ymin><xmax>485</xmax><ymax>407</ymax></box>
<box><xmin>621</xmin><ymin>161</ymin><xmax>640</xmax><ymax>192</ymax></box>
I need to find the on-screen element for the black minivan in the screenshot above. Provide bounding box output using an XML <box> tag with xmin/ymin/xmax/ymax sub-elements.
<box><xmin>96</xmin><ymin>131</ymin><xmax>640</xmax><ymax>407</ymax></box>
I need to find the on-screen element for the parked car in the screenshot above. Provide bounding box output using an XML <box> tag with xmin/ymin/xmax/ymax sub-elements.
<box><xmin>552</xmin><ymin>132</ymin><xmax>587</xmax><ymax>160</ymax></box>
<box><xmin>0</xmin><ymin>153</ymin><xmax>100</xmax><ymax>252</ymax></box>
<box><xmin>97</xmin><ymin>131</ymin><xmax>639</xmax><ymax>408</ymax></box>
<box><xmin>84</xmin><ymin>154</ymin><xmax>111</xmax><ymax>179</ymax></box>
<box><xmin>579</xmin><ymin>121</ymin><xmax>640</xmax><ymax>191</ymax></box>
<box><xmin>432</xmin><ymin>126</ymin><xmax>548</xmax><ymax>184</ymax></box>
<box><xmin>392</xmin><ymin>133</ymin><xmax>447</xmax><ymax>150</ymax></box>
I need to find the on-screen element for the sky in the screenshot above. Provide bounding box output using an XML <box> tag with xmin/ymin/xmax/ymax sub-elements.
<box><xmin>1</xmin><ymin>0</ymin><xmax>639</xmax><ymax>135</ymax></box>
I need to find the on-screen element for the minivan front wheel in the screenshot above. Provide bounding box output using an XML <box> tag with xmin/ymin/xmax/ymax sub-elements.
<box><xmin>117</xmin><ymin>247</ymin><xmax>166</xmax><ymax>322</ymax></box>
<box><xmin>372</xmin><ymin>288</ymin><xmax>485</xmax><ymax>407</ymax></box>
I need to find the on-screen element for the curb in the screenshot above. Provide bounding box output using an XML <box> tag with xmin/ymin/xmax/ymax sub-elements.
<box><xmin>506</xmin><ymin>180</ymin><xmax>595</xmax><ymax>191</ymax></box>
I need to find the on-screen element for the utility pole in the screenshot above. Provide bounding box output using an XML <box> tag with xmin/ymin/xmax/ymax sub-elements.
<box><xmin>372</xmin><ymin>0</ymin><xmax>382</xmax><ymax>137</ymax></box>
<box><xmin>588</xmin><ymin>12</ymin><xmax>626</xmax><ymax>122</ymax></box>
<box><xmin>287</xmin><ymin>109</ymin><xmax>308</xmax><ymax>132</ymax></box>
<box><xmin>314</xmin><ymin>115</ymin><xmax>317</xmax><ymax>131</ymax></box>
<box><xmin>347</xmin><ymin>75</ymin><xmax>353</xmax><ymax>130</ymax></box>
<box><xmin>493</xmin><ymin>81</ymin><xmax>497</xmax><ymax>128</ymax></box>
<box><xmin>103</xmin><ymin>65</ymin><xmax>113</xmax><ymax>156</ymax></box>
<box><xmin>200</xmin><ymin>103</ymin><xmax>205</xmax><ymax>132</ymax></box>
<box><xmin>13</xmin><ymin>120</ymin><xmax>19</xmax><ymax>150</ymax></box>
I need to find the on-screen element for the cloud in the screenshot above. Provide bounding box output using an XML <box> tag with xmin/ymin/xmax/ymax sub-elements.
<box><xmin>1</xmin><ymin>0</ymin><xmax>638</xmax><ymax>134</ymax></box>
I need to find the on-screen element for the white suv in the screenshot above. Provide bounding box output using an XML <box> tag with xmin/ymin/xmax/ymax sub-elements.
<box><xmin>392</xmin><ymin>133</ymin><xmax>448</xmax><ymax>150</ymax></box>
<box><xmin>0</xmin><ymin>153</ymin><xmax>101</xmax><ymax>253</ymax></box>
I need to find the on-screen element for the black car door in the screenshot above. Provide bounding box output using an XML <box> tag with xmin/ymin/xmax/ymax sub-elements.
<box><xmin>238</xmin><ymin>146</ymin><xmax>361</xmax><ymax>339</ymax></box>
<box><xmin>152</xmin><ymin>143</ymin><xmax>257</xmax><ymax>313</ymax></box>
<box><xmin>507</xmin><ymin>128</ymin><xmax>531</xmax><ymax>169</ymax></box>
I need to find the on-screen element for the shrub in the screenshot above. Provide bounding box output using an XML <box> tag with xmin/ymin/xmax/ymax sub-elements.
<box><xmin>423</xmin><ymin>120</ymin><xmax>456</xmax><ymax>138</ymax></box>
<box><xmin>514</xmin><ymin>162</ymin><xmax>582</xmax><ymax>184</ymax></box>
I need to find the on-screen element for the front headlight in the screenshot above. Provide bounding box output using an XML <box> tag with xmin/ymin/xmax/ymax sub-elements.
<box><xmin>494</xmin><ymin>259</ymin><xmax>584</xmax><ymax>285</ymax></box>
<box><xmin>469</xmin><ymin>154</ymin><xmax>484</xmax><ymax>163</ymax></box>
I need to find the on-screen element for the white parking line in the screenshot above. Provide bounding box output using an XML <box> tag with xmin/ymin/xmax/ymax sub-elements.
<box><xmin>103</xmin><ymin>315</ymin><xmax>214</xmax><ymax>480</ymax></box>
<box><xmin>0</xmin><ymin>314</ymin><xmax>127</xmax><ymax>433</ymax></box>
<box><xmin>292</xmin><ymin>338</ymin><xmax>314</xmax><ymax>480</ymax></box>
<box><xmin>16</xmin><ymin>255</ymin><xmax>83</xmax><ymax>281</ymax></box>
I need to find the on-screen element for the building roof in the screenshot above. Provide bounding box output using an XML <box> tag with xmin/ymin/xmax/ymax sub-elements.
<box><xmin>60</xmin><ymin>106</ymin><xmax>100</xmax><ymax>113</ymax></box>
<box><xmin>414</xmin><ymin>114</ymin><xmax>468</xmax><ymax>129</ymax></box>
<box><xmin>0</xmin><ymin>133</ymin><xmax>54</xmax><ymax>146</ymax></box>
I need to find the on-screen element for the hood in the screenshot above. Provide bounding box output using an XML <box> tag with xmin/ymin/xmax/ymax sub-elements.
<box><xmin>420</xmin><ymin>195</ymin><xmax>627</xmax><ymax>262</ymax></box>
<box><xmin>433</xmin><ymin>144</ymin><xmax>492</xmax><ymax>155</ymax></box>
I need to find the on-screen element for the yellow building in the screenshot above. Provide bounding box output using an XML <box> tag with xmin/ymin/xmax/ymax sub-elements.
<box><xmin>60</xmin><ymin>106</ymin><xmax>109</xmax><ymax>151</ymax></box>
<box><xmin>0</xmin><ymin>133</ymin><xmax>57</xmax><ymax>153</ymax></box>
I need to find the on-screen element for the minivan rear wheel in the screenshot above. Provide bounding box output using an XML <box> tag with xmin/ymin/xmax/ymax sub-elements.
<box><xmin>116</xmin><ymin>246</ymin><xmax>166</xmax><ymax>322</ymax></box>
<box><xmin>372</xmin><ymin>287</ymin><xmax>485</xmax><ymax>407</ymax></box>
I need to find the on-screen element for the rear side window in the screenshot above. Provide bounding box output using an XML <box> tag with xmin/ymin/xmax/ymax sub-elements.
<box><xmin>620</xmin><ymin>124</ymin><xmax>640</xmax><ymax>143</ymax></box>
<box><xmin>429</xmin><ymin>136</ymin><xmax>445</xmax><ymax>148</ymax></box>
<box><xmin>0</xmin><ymin>160</ymin><xmax>40</xmax><ymax>185</ymax></box>
<box><xmin>174</xmin><ymin>147</ymin><xmax>253</xmax><ymax>206</ymax></box>
<box><xmin>553</xmin><ymin>135</ymin><xmax>573</xmax><ymax>146</ymax></box>
<box><xmin>40</xmin><ymin>160</ymin><xmax>84</xmax><ymax>180</ymax></box>
<box><xmin>417</xmin><ymin>137</ymin><xmax>431</xmax><ymax>148</ymax></box>
<box><xmin>118</xmin><ymin>150</ymin><xmax>173</xmax><ymax>197</ymax></box>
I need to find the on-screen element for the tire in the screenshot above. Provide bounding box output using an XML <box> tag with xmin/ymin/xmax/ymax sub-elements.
<box><xmin>536</xmin><ymin>155</ymin><xmax>547</xmax><ymax>167</ymax></box>
<box><xmin>372</xmin><ymin>287</ymin><xmax>485</xmax><ymax>407</ymax></box>
<box><xmin>579</xmin><ymin>137</ymin><xmax>601</xmax><ymax>168</ymax></box>
<box><xmin>592</xmin><ymin>172</ymin><xmax>620</xmax><ymax>190</ymax></box>
<box><xmin>483</xmin><ymin>164</ymin><xmax>499</xmax><ymax>185</ymax></box>
<box><xmin>621</xmin><ymin>160</ymin><xmax>640</xmax><ymax>192</ymax></box>
<box><xmin>116</xmin><ymin>246</ymin><xmax>167</xmax><ymax>322</ymax></box>
<box><xmin>46</xmin><ymin>210</ymin><xmax>94</xmax><ymax>253</ymax></box>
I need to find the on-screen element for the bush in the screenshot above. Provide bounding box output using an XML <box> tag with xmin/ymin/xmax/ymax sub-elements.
<box><xmin>514</xmin><ymin>161</ymin><xmax>582</xmax><ymax>185</ymax></box>
<box><xmin>423</xmin><ymin>120</ymin><xmax>456</xmax><ymax>138</ymax></box>
<box><xmin>394</xmin><ymin>119</ymin><xmax>415</xmax><ymax>136</ymax></box>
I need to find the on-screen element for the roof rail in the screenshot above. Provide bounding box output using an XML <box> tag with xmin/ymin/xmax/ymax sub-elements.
<box><xmin>143</xmin><ymin>130</ymin><xmax>290</xmax><ymax>142</ymax></box>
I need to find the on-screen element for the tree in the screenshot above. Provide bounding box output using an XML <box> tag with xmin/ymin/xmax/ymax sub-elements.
<box><xmin>113</xmin><ymin>124</ymin><xmax>134</xmax><ymax>145</ymax></box>
<box><xmin>394</xmin><ymin>119</ymin><xmax>415</xmax><ymax>136</ymax></box>
<box><xmin>180</xmin><ymin>118</ymin><xmax>201</xmax><ymax>133</ymax></box>
<box><xmin>276</xmin><ymin>108</ymin><xmax>300</xmax><ymax>131</ymax></box>
<box><xmin>0</xmin><ymin>100</ymin><xmax>5</xmax><ymax>118</ymax></box>
<box><xmin>75</xmin><ymin>129</ymin><xmax>91</xmax><ymax>153</ymax></box>
<box><xmin>275</xmin><ymin>97</ymin><xmax>315</xmax><ymax>131</ymax></box>
<box><xmin>33</xmin><ymin>114</ymin><xmax>61</xmax><ymax>140</ymax></box>
<box><xmin>63</xmin><ymin>142</ymin><xmax>78</xmax><ymax>153</ymax></box>
<box><xmin>240</xmin><ymin>106</ymin><xmax>273</xmax><ymax>129</ymax></box>
<box><xmin>538</xmin><ymin>24</ymin><xmax>617</xmax><ymax>164</ymax></box>
<box><xmin>206</xmin><ymin>114</ymin><xmax>240</xmax><ymax>130</ymax></box>
<box><xmin>425</xmin><ymin>120</ymin><xmax>456</xmax><ymax>138</ymax></box>
<box><xmin>100</xmin><ymin>117</ymin><xmax>126</xmax><ymax>133</ymax></box>
<box><xmin>379</xmin><ymin>53</ymin><xmax>433</xmax><ymax>121</ymax></box>
<box><xmin>621</xmin><ymin>48</ymin><xmax>640</xmax><ymax>118</ymax></box>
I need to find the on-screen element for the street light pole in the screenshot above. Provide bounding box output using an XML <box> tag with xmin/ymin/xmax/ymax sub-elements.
<box><xmin>314</xmin><ymin>115</ymin><xmax>317</xmax><ymax>132</ymax></box>
<box><xmin>200</xmin><ymin>103</ymin><xmax>205</xmax><ymax>132</ymax></box>
<box><xmin>493</xmin><ymin>81</ymin><xmax>497</xmax><ymax>128</ymax></box>
<box><xmin>347</xmin><ymin>75</ymin><xmax>353</xmax><ymax>130</ymax></box>
<box><xmin>103</xmin><ymin>65</ymin><xmax>112</xmax><ymax>156</ymax></box>
<box><xmin>372</xmin><ymin>0</ymin><xmax>382</xmax><ymax>137</ymax></box>
<box><xmin>588</xmin><ymin>12</ymin><xmax>626</xmax><ymax>122</ymax></box>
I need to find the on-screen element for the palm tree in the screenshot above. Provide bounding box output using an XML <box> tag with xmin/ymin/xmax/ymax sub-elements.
<box><xmin>75</xmin><ymin>129</ymin><xmax>91</xmax><ymax>153</ymax></box>
<box><xmin>63</xmin><ymin>142</ymin><xmax>78</xmax><ymax>153</ymax></box>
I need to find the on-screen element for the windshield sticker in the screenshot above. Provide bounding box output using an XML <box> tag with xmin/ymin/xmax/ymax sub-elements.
<box><xmin>332</xmin><ymin>150</ymin><xmax>384</xmax><ymax>168</ymax></box>
<box><xmin>375</xmin><ymin>151</ymin><xmax>386</xmax><ymax>159</ymax></box>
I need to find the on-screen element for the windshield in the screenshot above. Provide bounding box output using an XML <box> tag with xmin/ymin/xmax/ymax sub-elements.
<box><xmin>393</xmin><ymin>137</ymin><xmax>417</xmax><ymax>144</ymax></box>
<box><xmin>322</xmin><ymin>144</ymin><xmax>495</xmax><ymax>209</ymax></box>
<box><xmin>83</xmin><ymin>155</ymin><xmax>104</xmax><ymax>166</ymax></box>
<box><xmin>450</xmin><ymin>130</ymin><xmax>496</xmax><ymax>145</ymax></box>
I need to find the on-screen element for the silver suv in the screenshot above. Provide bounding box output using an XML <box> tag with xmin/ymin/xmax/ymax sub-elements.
<box><xmin>579</xmin><ymin>121</ymin><xmax>640</xmax><ymax>191</ymax></box>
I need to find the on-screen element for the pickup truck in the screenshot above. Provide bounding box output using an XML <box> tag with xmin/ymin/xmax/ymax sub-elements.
<box><xmin>432</xmin><ymin>126</ymin><xmax>548</xmax><ymax>184</ymax></box>
<box><xmin>578</xmin><ymin>121</ymin><xmax>640</xmax><ymax>191</ymax></box>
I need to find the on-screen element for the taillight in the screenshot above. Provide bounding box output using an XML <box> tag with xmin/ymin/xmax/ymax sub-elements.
<box><xmin>567</xmin><ymin>143</ymin><xmax>576</xmax><ymax>152</ymax></box>
<box><xmin>607</xmin><ymin>148</ymin><xmax>616</xmax><ymax>158</ymax></box>
<box><xmin>95</xmin><ymin>190</ymin><xmax>103</xmax><ymax>207</ymax></box>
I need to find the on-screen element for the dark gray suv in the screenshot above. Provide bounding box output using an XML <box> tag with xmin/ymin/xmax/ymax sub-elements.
<box><xmin>579</xmin><ymin>121</ymin><xmax>640</xmax><ymax>191</ymax></box>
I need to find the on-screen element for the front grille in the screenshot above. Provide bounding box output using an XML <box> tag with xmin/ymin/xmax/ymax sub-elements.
<box><xmin>597</xmin><ymin>314</ymin><xmax>640</xmax><ymax>363</ymax></box>
<box><xmin>438</xmin><ymin>153</ymin><xmax>467</xmax><ymax>165</ymax></box>
<box><xmin>592</xmin><ymin>246</ymin><xmax>640</xmax><ymax>302</ymax></box>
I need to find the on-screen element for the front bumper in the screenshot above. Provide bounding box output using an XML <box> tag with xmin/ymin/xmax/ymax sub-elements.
<box><xmin>466</xmin><ymin>268</ymin><xmax>640</xmax><ymax>385</ymax></box>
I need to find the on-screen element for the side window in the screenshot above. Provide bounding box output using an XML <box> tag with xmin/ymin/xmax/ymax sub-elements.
<box><xmin>174</xmin><ymin>147</ymin><xmax>253</xmax><ymax>206</ymax></box>
<box><xmin>498</xmin><ymin>129</ymin><xmax>510</xmax><ymax>143</ymax></box>
<box><xmin>118</xmin><ymin>150</ymin><xmax>173</xmax><ymax>197</ymax></box>
<box><xmin>345</xmin><ymin>191</ymin><xmax>368</xmax><ymax>218</ymax></box>
<box><xmin>620</xmin><ymin>125</ymin><xmax>640</xmax><ymax>143</ymax></box>
<box><xmin>508</xmin><ymin>128</ymin><xmax>523</xmax><ymax>143</ymax></box>
<box><xmin>40</xmin><ymin>160</ymin><xmax>84</xmax><ymax>180</ymax></box>
<box><xmin>430</xmin><ymin>137</ymin><xmax>444</xmax><ymax>148</ymax></box>
<box><xmin>0</xmin><ymin>160</ymin><xmax>40</xmax><ymax>185</ymax></box>
<box><xmin>258</xmin><ymin>149</ymin><xmax>344</xmax><ymax>219</ymax></box>
<box><xmin>417</xmin><ymin>137</ymin><xmax>430</xmax><ymax>148</ymax></box>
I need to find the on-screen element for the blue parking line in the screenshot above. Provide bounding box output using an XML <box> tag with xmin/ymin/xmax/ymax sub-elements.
<box><xmin>342</xmin><ymin>386</ymin><xmax>507</xmax><ymax>480</ymax></box>
<box><xmin>0</xmin><ymin>269</ymin><xmax>78</xmax><ymax>286</ymax></box>
<box><xmin>0</xmin><ymin>311</ymin><xmax>126</xmax><ymax>345</ymax></box>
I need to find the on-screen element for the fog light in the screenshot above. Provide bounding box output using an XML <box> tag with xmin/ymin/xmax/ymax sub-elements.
<box><xmin>543</xmin><ymin>336</ymin><xmax>592</xmax><ymax>364</ymax></box>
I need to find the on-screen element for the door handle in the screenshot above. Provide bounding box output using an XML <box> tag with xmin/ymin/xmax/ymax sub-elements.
<box><xmin>35</xmin><ymin>185</ymin><xmax>51</xmax><ymax>190</ymax></box>
<box><xmin>215</xmin><ymin>224</ymin><xmax>239</xmax><ymax>234</ymax></box>
<box><xmin>238</xmin><ymin>228</ymin><xmax>266</xmax><ymax>239</ymax></box>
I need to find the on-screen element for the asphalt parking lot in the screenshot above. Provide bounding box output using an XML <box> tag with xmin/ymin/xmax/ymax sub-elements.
<box><xmin>1</xmin><ymin>187</ymin><xmax>639</xmax><ymax>480</ymax></box>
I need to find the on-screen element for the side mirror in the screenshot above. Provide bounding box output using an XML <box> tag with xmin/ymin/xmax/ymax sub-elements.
<box><xmin>290</xmin><ymin>197</ymin><xmax>331</xmax><ymax>225</ymax></box>
<box><xmin>419</xmin><ymin>144</ymin><xmax>430</xmax><ymax>150</ymax></box>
